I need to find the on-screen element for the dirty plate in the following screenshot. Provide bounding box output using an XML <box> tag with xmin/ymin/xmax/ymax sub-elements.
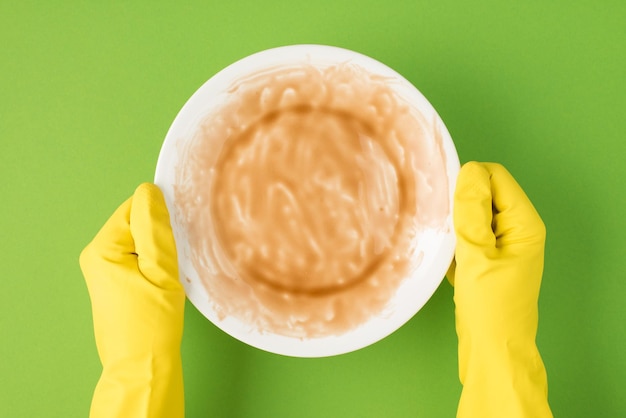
<box><xmin>155</xmin><ymin>45</ymin><xmax>459</xmax><ymax>357</ymax></box>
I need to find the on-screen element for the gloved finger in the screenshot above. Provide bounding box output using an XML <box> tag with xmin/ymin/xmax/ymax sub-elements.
<box><xmin>482</xmin><ymin>163</ymin><xmax>546</xmax><ymax>247</ymax></box>
<box><xmin>79</xmin><ymin>196</ymin><xmax>135</xmax><ymax>278</ymax></box>
<box><xmin>129</xmin><ymin>183</ymin><xmax>181</xmax><ymax>290</ymax></box>
<box><xmin>453</xmin><ymin>161</ymin><xmax>497</xmax><ymax>250</ymax></box>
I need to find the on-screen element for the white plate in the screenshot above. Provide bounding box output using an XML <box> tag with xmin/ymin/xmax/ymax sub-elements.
<box><xmin>155</xmin><ymin>45</ymin><xmax>459</xmax><ymax>357</ymax></box>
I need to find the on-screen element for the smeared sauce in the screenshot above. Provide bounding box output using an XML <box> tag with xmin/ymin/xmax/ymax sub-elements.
<box><xmin>174</xmin><ymin>63</ymin><xmax>449</xmax><ymax>338</ymax></box>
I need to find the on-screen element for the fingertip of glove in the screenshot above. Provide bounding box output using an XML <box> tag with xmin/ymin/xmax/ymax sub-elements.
<box><xmin>458</xmin><ymin>161</ymin><xmax>491</xmax><ymax>180</ymax></box>
<box><xmin>130</xmin><ymin>183</ymin><xmax>171</xmax><ymax>239</ymax></box>
<box><xmin>459</xmin><ymin>161</ymin><xmax>484</xmax><ymax>171</ymax></box>
<box><xmin>456</xmin><ymin>162</ymin><xmax>492</xmax><ymax>200</ymax></box>
<box><xmin>133</xmin><ymin>183</ymin><xmax>164</xmax><ymax>204</ymax></box>
<box><xmin>131</xmin><ymin>183</ymin><xmax>171</xmax><ymax>226</ymax></box>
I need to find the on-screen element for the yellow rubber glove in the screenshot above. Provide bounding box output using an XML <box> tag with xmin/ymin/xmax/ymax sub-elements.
<box><xmin>448</xmin><ymin>162</ymin><xmax>553</xmax><ymax>418</ymax></box>
<box><xmin>80</xmin><ymin>183</ymin><xmax>185</xmax><ymax>418</ymax></box>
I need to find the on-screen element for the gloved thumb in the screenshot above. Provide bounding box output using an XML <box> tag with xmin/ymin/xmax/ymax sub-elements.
<box><xmin>446</xmin><ymin>161</ymin><xmax>494</xmax><ymax>286</ymax></box>
<box><xmin>453</xmin><ymin>162</ymin><xmax>497</xmax><ymax>252</ymax></box>
<box><xmin>130</xmin><ymin>183</ymin><xmax>180</xmax><ymax>290</ymax></box>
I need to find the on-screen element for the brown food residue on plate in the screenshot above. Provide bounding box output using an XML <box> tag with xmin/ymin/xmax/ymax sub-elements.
<box><xmin>174</xmin><ymin>63</ymin><xmax>449</xmax><ymax>338</ymax></box>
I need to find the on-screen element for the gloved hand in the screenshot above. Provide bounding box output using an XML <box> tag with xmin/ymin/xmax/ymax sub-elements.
<box><xmin>448</xmin><ymin>162</ymin><xmax>553</xmax><ymax>418</ymax></box>
<box><xmin>80</xmin><ymin>183</ymin><xmax>185</xmax><ymax>418</ymax></box>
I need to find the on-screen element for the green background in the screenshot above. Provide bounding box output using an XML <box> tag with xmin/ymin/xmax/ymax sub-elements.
<box><xmin>2</xmin><ymin>1</ymin><xmax>625</xmax><ymax>417</ymax></box>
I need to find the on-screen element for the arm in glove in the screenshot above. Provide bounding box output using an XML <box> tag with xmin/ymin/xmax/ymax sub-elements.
<box><xmin>79</xmin><ymin>183</ymin><xmax>185</xmax><ymax>418</ymax></box>
<box><xmin>448</xmin><ymin>162</ymin><xmax>553</xmax><ymax>418</ymax></box>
